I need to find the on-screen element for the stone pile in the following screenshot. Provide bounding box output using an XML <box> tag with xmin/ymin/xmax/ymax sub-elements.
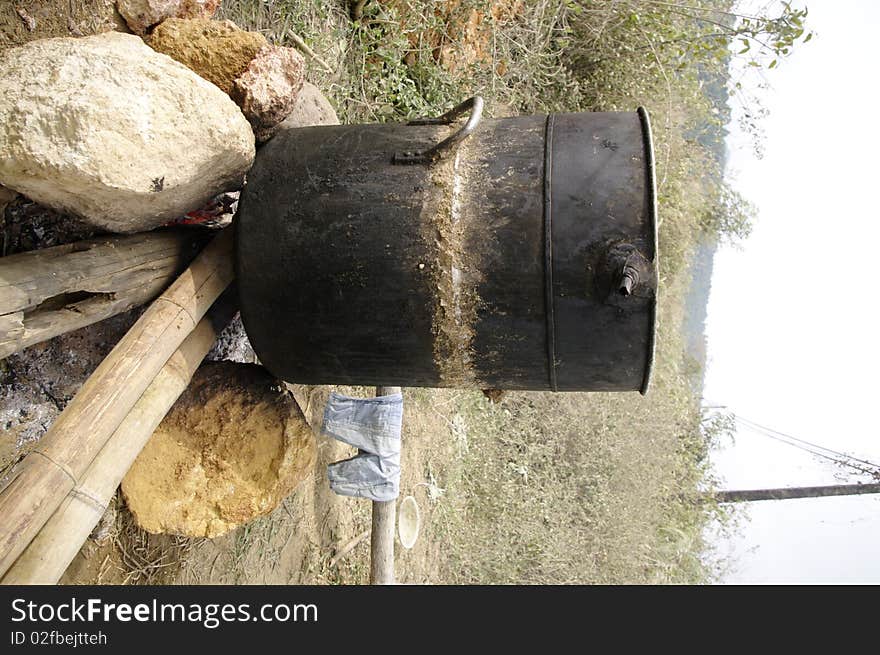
<box><xmin>0</xmin><ymin>7</ymin><xmax>342</xmax><ymax>541</ymax></box>
<box><xmin>0</xmin><ymin>8</ymin><xmax>338</xmax><ymax>232</ymax></box>
<box><xmin>147</xmin><ymin>17</ymin><xmax>308</xmax><ymax>142</ymax></box>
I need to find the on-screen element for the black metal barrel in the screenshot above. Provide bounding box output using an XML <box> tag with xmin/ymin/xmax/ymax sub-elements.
<box><xmin>236</xmin><ymin>98</ymin><xmax>658</xmax><ymax>392</ymax></box>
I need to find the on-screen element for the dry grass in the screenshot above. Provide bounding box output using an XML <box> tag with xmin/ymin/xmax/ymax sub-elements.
<box><xmin>220</xmin><ymin>0</ymin><xmax>584</xmax><ymax>122</ymax></box>
<box><xmin>113</xmin><ymin>497</ymin><xmax>203</xmax><ymax>585</ymax></box>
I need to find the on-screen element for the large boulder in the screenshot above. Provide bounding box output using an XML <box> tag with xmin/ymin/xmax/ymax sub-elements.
<box><xmin>147</xmin><ymin>18</ymin><xmax>267</xmax><ymax>95</ymax></box>
<box><xmin>0</xmin><ymin>32</ymin><xmax>254</xmax><ymax>233</ymax></box>
<box><xmin>231</xmin><ymin>44</ymin><xmax>306</xmax><ymax>142</ymax></box>
<box><xmin>121</xmin><ymin>362</ymin><xmax>316</xmax><ymax>538</ymax></box>
<box><xmin>116</xmin><ymin>0</ymin><xmax>220</xmax><ymax>35</ymax></box>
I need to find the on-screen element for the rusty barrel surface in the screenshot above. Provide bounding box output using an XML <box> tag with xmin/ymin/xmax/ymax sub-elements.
<box><xmin>236</xmin><ymin>101</ymin><xmax>658</xmax><ymax>392</ymax></box>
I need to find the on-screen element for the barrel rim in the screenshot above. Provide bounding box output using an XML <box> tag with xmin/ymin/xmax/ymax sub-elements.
<box><xmin>637</xmin><ymin>106</ymin><xmax>659</xmax><ymax>396</ymax></box>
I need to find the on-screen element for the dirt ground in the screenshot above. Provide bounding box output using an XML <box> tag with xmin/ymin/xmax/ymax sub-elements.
<box><xmin>0</xmin><ymin>0</ymin><xmax>126</xmax><ymax>49</ymax></box>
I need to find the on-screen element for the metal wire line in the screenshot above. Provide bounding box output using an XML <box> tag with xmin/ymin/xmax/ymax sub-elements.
<box><xmin>733</xmin><ymin>416</ymin><xmax>880</xmax><ymax>477</ymax></box>
<box><xmin>735</xmin><ymin>415</ymin><xmax>880</xmax><ymax>470</ymax></box>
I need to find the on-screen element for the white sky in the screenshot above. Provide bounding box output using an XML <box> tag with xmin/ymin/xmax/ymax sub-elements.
<box><xmin>704</xmin><ymin>0</ymin><xmax>880</xmax><ymax>583</ymax></box>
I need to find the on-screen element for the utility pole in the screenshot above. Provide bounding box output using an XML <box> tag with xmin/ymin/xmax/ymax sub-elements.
<box><xmin>706</xmin><ymin>482</ymin><xmax>880</xmax><ymax>503</ymax></box>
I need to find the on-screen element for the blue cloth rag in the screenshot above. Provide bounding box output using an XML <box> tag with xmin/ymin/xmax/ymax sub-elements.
<box><xmin>322</xmin><ymin>392</ymin><xmax>403</xmax><ymax>502</ymax></box>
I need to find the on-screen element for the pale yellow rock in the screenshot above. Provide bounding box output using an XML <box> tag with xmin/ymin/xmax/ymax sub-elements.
<box><xmin>0</xmin><ymin>32</ymin><xmax>255</xmax><ymax>233</ymax></box>
<box><xmin>121</xmin><ymin>362</ymin><xmax>316</xmax><ymax>538</ymax></box>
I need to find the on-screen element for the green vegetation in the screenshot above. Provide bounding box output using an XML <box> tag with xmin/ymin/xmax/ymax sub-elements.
<box><xmin>219</xmin><ymin>0</ymin><xmax>809</xmax><ymax>583</ymax></box>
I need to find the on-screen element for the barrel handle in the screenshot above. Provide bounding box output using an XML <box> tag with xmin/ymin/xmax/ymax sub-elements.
<box><xmin>393</xmin><ymin>96</ymin><xmax>484</xmax><ymax>165</ymax></box>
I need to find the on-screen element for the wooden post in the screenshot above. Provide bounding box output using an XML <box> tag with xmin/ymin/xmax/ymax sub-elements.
<box><xmin>0</xmin><ymin>230</ymin><xmax>206</xmax><ymax>359</ymax></box>
<box><xmin>369</xmin><ymin>385</ymin><xmax>401</xmax><ymax>585</ymax></box>
<box><xmin>0</xmin><ymin>228</ymin><xmax>234</xmax><ymax>578</ymax></box>
<box><xmin>0</xmin><ymin>291</ymin><xmax>237</xmax><ymax>585</ymax></box>
<box><xmin>708</xmin><ymin>482</ymin><xmax>880</xmax><ymax>503</ymax></box>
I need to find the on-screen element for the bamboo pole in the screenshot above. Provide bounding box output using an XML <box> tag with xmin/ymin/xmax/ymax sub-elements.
<box><xmin>1</xmin><ymin>291</ymin><xmax>237</xmax><ymax>584</ymax></box>
<box><xmin>0</xmin><ymin>228</ymin><xmax>234</xmax><ymax>578</ymax></box>
<box><xmin>0</xmin><ymin>230</ymin><xmax>206</xmax><ymax>359</ymax></box>
<box><xmin>370</xmin><ymin>385</ymin><xmax>401</xmax><ymax>585</ymax></box>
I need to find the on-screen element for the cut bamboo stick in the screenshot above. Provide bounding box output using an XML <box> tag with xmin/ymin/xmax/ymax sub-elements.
<box><xmin>1</xmin><ymin>292</ymin><xmax>237</xmax><ymax>585</ymax></box>
<box><xmin>0</xmin><ymin>230</ymin><xmax>206</xmax><ymax>359</ymax></box>
<box><xmin>0</xmin><ymin>228</ymin><xmax>234</xmax><ymax>578</ymax></box>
